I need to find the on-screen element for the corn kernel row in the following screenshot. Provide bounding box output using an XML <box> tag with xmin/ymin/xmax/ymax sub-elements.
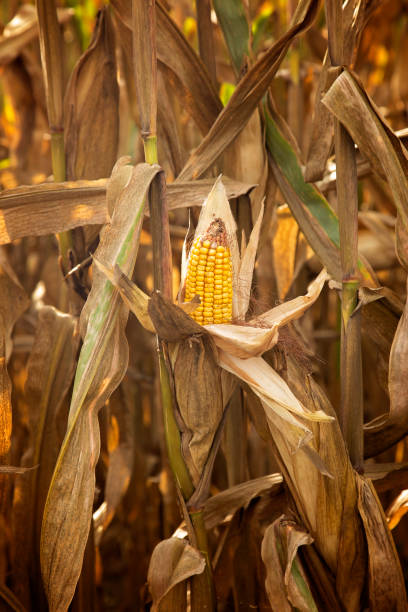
<box><xmin>184</xmin><ymin>229</ymin><xmax>233</xmax><ymax>325</ymax></box>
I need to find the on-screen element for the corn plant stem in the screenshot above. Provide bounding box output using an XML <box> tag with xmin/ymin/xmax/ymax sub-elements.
<box><xmin>50</xmin><ymin>132</ymin><xmax>73</xmax><ymax>272</ymax></box>
<box><xmin>333</xmin><ymin>85</ymin><xmax>364</xmax><ymax>470</ymax></box>
<box><xmin>144</xmin><ymin>135</ymin><xmax>215</xmax><ymax>608</ymax></box>
<box><xmin>195</xmin><ymin>0</ymin><xmax>217</xmax><ymax>88</ymax></box>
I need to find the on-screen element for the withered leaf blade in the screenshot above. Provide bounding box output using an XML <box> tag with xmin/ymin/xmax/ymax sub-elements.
<box><xmin>147</xmin><ymin>537</ymin><xmax>205</xmax><ymax>610</ymax></box>
<box><xmin>177</xmin><ymin>0</ymin><xmax>319</xmax><ymax>181</ymax></box>
<box><xmin>261</xmin><ymin>516</ymin><xmax>317</xmax><ymax>612</ymax></box>
<box><xmin>40</xmin><ymin>162</ymin><xmax>160</xmax><ymax>612</ymax></box>
<box><xmin>365</xmin><ymin>276</ymin><xmax>408</xmax><ymax>456</ymax></box>
<box><xmin>357</xmin><ymin>476</ymin><xmax>407</xmax><ymax>611</ymax></box>
<box><xmin>132</xmin><ymin>0</ymin><xmax>157</xmax><ymax>137</ymax></box>
<box><xmin>12</xmin><ymin>306</ymin><xmax>78</xmax><ymax>608</ymax></box>
<box><xmin>65</xmin><ymin>7</ymin><xmax>119</xmax><ymax>180</ymax></box>
<box><xmin>322</xmin><ymin>69</ymin><xmax>408</xmax><ymax>268</ymax></box>
<box><xmin>148</xmin><ymin>292</ymin><xmax>203</xmax><ymax>342</ymax></box>
<box><xmin>204</xmin><ymin>474</ymin><xmax>283</xmax><ymax>529</ymax></box>
<box><xmin>0</xmin><ymin>177</ymin><xmax>254</xmax><ymax>246</ymax></box>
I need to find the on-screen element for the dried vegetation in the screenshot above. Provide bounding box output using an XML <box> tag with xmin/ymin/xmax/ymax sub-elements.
<box><xmin>0</xmin><ymin>0</ymin><xmax>408</xmax><ymax>610</ymax></box>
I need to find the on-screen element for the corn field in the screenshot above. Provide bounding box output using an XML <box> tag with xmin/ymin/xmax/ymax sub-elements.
<box><xmin>1</xmin><ymin>0</ymin><xmax>408</xmax><ymax>610</ymax></box>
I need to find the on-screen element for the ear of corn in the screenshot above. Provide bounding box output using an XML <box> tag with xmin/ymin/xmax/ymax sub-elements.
<box><xmin>184</xmin><ymin>218</ymin><xmax>233</xmax><ymax>325</ymax></box>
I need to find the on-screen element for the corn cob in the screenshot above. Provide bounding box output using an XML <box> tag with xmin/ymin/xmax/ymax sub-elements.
<box><xmin>184</xmin><ymin>219</ymin><xmax>233</xmax><ymax>325</ymax></box>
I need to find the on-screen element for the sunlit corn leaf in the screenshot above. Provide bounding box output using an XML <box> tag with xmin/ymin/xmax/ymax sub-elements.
<box><xmin>357</xmin><ymin>476</ymin><xmax>407</xmax><ymax>610</ymax></box>
<box><xmin>65</xmin><ymin>8</ymin><xmax>119</xmax><ymax>181</ymax></box>
<box><xmin>204</xmin><ymin>473</ymin><xmax>283</xmax><ymax>529</ymax></box>
<box><xmin>147</xmin><ymin>537</ymin><xmax>205</xmax><ymax>611</ymax></box>
<box><xmin>11</xmin><ymin>306</ymin><xmax>78</xmax><ymax>609</ymax></box>
<box><xmin>213</xmin><ymin>0</ymin><xmax>249</xmax><ymax>75</ymax></box>
<box><xmin>40</xmin><ymin>161</ymin><xmax>160</xmax><ymax>612</ymax></box>
<box><xmin>177</xmin><ymin>0</ymin><xmax>319</xmax><ymax>180</ymax></box>
<box><xmin>261</xmin><ymin>515</ymin><xmax>317</xmax><ymax>612</ymax></box>
<box><xmin>0</xmin><ymin>177</ymin><xmax>254</xmax><ymax>246</ymax></box>
<box><xmin>386</xmin><ymin>489</ymin><xmax>408</xmax><ymax>530</ymax></box>
<box><xmin>322</xmin><ymin>69</ymin><xmax>408</xmax><ymax>269</ymax></box>
<box><xmin>0</xmin><ymin>5</ymin><xmax>72</xmax><ymax>65</ymax></box>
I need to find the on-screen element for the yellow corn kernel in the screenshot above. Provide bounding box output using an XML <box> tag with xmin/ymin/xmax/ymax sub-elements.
<box><xmin>184</xmin><ymin>220</ymin><xmax>233</xmax><ymax>324</ymax></box>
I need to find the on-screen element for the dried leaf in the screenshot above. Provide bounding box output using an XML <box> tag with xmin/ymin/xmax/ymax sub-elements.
<box><xmin>386</xmin><ymin>489</ymin><xmax>408</xmax><ymax>530</ymax></box>
<box><xmin>40</xmin><ymin>162</ymin><xmax>160</xmax><ymax>612</ymax></box>
<box><xmin>365</xmin><ymin>276</ymin><xmax>408</xmax><ymax>456</ymax></box>
<box><xmin>261</xmin><ymin>516</ymin><xmax>317</xmax><ymax>612</ymax></box>
<box><xmin>204</xmin><ymin>474</ymin><xmax>283</xmax><ymax>529</ymax></box>
<box><xmin>147</xmin><ymin>538</ymin><xmax>205</xmax><ymax>611</ymax></box>
<box><xmin>322</xmin><ymin>69</ymin><xmax>408</xmax><ymax>268</ymax></box>
<box><xmin>65</xmin><ymin>8</ymin><xmax>119</xmax><ymax>180</ymax></box>
<box><xmin>0</xmin><ymin>177</ymin><xmax>254</xmax><ymax>246</ymax></box>
<box><xmin>357</xmin><ymin>476</ymin><xmax>407</xmax><ymax>611</ymax></box>
<box><xmin>170</xmin><ymin>335</ymin><xmax>223</xmax><ymax>484</ymax></box>
<box><xmin>177</xmin><ymin>0</ymin><xmax>319</xmax><ymax>180</ymax></box>
<box><xmin>132</xmin><ymin>0</ymin><xmax>157</xmax><ymax>138</ymax></box>
<box><xmin>236</xmin><ymin>201</ymin><xmax>264</xmax><ymax>319</ymax></box>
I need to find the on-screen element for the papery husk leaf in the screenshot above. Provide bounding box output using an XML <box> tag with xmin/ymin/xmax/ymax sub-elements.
<box><xmin>322</xmin><ymin>69</ymin><xmax>408</xmax><ymax>268</ymax></box>
<box><xmin>206</xmin><ymin>324</ymin><xmax>279</xmax><ymax>358</ymax></box>
<box><xmin>177</xmin><ymin>0</ymin><xmax>319</xmax><ymax>181</ymax></box>
<box><xmin>40</xmin><ymin>162</ymin><xmax>160</xmax><ymax>612</ymax></box>
<box><xmin>357</xmin><ymin>476</ymin><xmax>407</xmax><ymax>611</ymax></box>
<box><xmin>261</xmin><ymin>516</ymin><xmax>317</xmax><ymax>612</ymax></box>
<box><xmin>12</xmin><ymin>306</ymin><xmax>78</xmax><ymax>608</ymax></box>
<box><xmin>65</xmin><ymin>8</ymin><xmax>119</xmax><ymax>180</ymax></box>
<box><xmin>204</xmin><ymin>474</ymin><xmax>283</xmax><ymax>529</ymax></box>
<box><xmin>235</xmin><ymin>201</ymin><xmax>264</xmax><ymax>319</ymax></box>
<box><xmin>170</xmin><ymin>336</ymin><xmax>223</xmax><ymax>484</ymax></box>
<box><xmin>365</xmin><ymin>275</ymin><xmax>408</xmax><ymax>456</ymax></box>
<box><xmin>147</xmin><ymin>537</ymin><xmax>205</xmax><ymax>611</ymax></box>
<box><xmin>0</xmin><ymin>177</ymin><xmax>254</xmax><ymax>246</ymax></box>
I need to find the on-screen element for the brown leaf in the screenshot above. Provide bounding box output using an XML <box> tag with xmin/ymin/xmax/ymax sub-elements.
<box><xmin>364</xmin><ymin>275</ymin><xmax>408</xmax><ymax>456</ymax></box>
<box><xmin>204</xmin><ymin>474</ymin><xmax>283</xmax><ymax>529</ymax></box>
<box><xmin>261</xmin><ymin>515</ymin><xmax>316</xmax><ymax>612</ymax></box>
<box><xmin>11</xmin><ymin>306</ymin><xmax>78</xmax><ymax>608</ymax></box>
<box><xmin>322</xmin><ymin>69</ymin><xmax>408</xmax><ymax>268</ymax></box>
<box><xmin>177</xmin><ymin>0</ymin><xmax>319</xmax><ymax>180</ymax></box>
<box><xmin>132</xmin><ymin>0</ymin><xmax>157</xmax><ymax>138</ymax></box>
<box><xmin>65</xmin><ymin>8</ymin><xmax>119</xmax><ymax>180</ymax></box>
<box><xmin>171</xmin><ymin>335</ymin><xmax>223</xmax><ymax>484</ymax></box>
<box><xmin>357</xmin><ymin>476</ymin><xmax>407</xmax><ymax>611</ymax></box>
<box><xmin>0</xmin><ymin>177</ymin><xmax>254</xmax><ymax>246</ymax></box>
<box><xmin>148</xmin><ymin>292</ymin><xmax>203</xmax><ymax>342</ymax></box>
<box><xmin>112</xmin><ymin>0</ymin><xmax>221</xmax><ymax>135</ymax></box>
<box><xmin>147</xmin><ymin>537</ymin><xmax>205</xmax><ymax>611</ymax></box>
<box><xmin>40</xmin><ymin>163</ymin><xmax>160</xmax><ymax>612</ymax></box>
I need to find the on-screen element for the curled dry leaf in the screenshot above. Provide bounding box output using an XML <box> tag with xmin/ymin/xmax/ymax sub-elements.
<box><xmin>147</xmin><ymin>537</ymin><xmax>205</xmax><ymax>611</ymax></box>
<box><xmin>65</xmin><ymin>7</ymin><xmax>119</xmax><ymax>181</ymax></box>
<box><xmin>261</xmin><ymin>516</ymin><xmax>317</xmax><ymax>612</ymax></box>
<box><xmin>40</xmin><ymin>161</ymin><xmax>160</xmax><ymax>612</ymax></box>
<box><xmin>204</xmin><ymin>473</ymin><xmax>283</xmax><ymax>529</ymax></box>
<box><xmin>357</xmin><ymin>476</ymin><xmax>407</xmax><ymax>611</ymax></box>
